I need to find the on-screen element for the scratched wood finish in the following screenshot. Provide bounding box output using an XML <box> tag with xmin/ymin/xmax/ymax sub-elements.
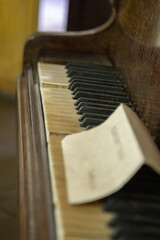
<box><xmin>18</xmin><ymin>0</ymin><xmax>160</xmax><ymax>239</ymax></box>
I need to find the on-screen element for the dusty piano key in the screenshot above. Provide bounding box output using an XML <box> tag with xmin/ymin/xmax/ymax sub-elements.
<box><xmin>69</xmin><ymin>76</ymin><xmax>121</xmax><ymax>86</ymax></box>
<box><xmin>38</xmin><ymin>62</ymin><xmax>69</xmax><ymax>87</ymax></box>
<box><xmin>66</xmin><ymin>62</ymin><xmax>114</xmax><ymax>70</ymax></box>
<box><xmin>75</xmin><ymin>98</ymin><xmax>134</xmax><ymax>114</ymax></box>
<box><xmin>76</xmin><ymin>102</ymin><xmax>117</xmax><ymax>111</ymax></box>
<box><xmin>66</xmin><ymin>62</ymin><xmax>114</xmax><ymax>71</ymax></box>
<box><xmin>69</xmin><ymin>82</ymin><xmax>125</xmax><ymax>94</ymax></box>
<box><xmin>67</xmin><ymin>64</ymin><xmax>115</xmax><ymax>72</ymax></box>
<box><xmin>73</xmin><ymin>91</ymin><xmax>131</xmax><ymax>103</ymax></box>
<box><xmin>75</xmin><ymin>97</ymin><xmax>124</xmax><ymax>107</ymax></box>
<box><xmin>69</xmin><ymin>79</ymin><xmax>124</xmax><ymax>90</ymax></box>
<box><xmin>69</xmin><ymin>80</ymin><xmax>123</xmax><ymax>90</ymax></box>
<box><xmin>79</xmin><ymin>112</ymin><xmax>109</xmax><ymax>122</ymax></box>
<box><xmin>78</xmin><ymin>106</ymin><xmax>113</xmax><ymax>115</ymax></box>
<box><xmin>72</xmin><ymin>87</ymin><xmax>127</xmax><ymax>98</ymax></box>
<box><xmin>67</xmin><ymin>67</ymin><xmax>116</xmax><ymax>76</ymax></box>
<box><xmin>40</xmin><ymin>87</ymin><xmax>82</xmax><ymax>135</ymax></box>
<box><xmin>66</xmin><ymin>68</ymin><xmax>117</xmax><ymax>78</ymax></box>
<box><xmin>80</xmin><ymin>118</ymin><xmax>104</xmax><ymax>128</ymax></box>
<box><xmin>68</xmin><ymin>70</ymin><xmax>118</xmax><ymax>80</ymax></box>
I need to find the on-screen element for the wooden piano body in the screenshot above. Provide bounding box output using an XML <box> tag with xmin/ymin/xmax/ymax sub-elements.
<box><xmin>17</xmin><ymin>1</ymin><xmax>160</xmax><ymax>239</ymax></box>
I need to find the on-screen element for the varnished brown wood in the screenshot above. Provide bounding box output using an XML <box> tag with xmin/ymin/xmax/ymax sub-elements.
<box><xmin>110</xmin><ymin>0</ymin><xmax>160</xmax><ymax>145</ymax></box>
<box><xmin>23</xmin><ymin>8</ymin><xmax>116</xmax><ymax>66</ymax></box>
<box><xmin>17</xmin><ymin>67</ymin><xmax>56</xmax><ymax>240</ymax></box>
<box><xmin>18</xmin><ymin>1</ymin><xmax>160</xmax><ymax>239</ymax></box>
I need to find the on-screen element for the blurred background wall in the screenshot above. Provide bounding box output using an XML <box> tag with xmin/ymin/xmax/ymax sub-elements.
<box><xmin>0</xmin><ymin>0</ymin><xmax>39</xmax><ymax>95</ymax></box>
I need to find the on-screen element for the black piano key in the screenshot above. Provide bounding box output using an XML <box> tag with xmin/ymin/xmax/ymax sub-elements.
<box><xmin>66</xmin><ymin>61</ymin><xmax>113</xmax><ymax>68</ymax></box>
<box><xmin>73</xmin><ymin>91</ymin><xmax>131</xmax><ymax>103</ymax></box>
<box><xmin>67</xmin><ymin>66</ymin><xmax>115</xmax><ymax>75</ymax></box>
<box><xmin>68</xmin><ymin>70</ymin><xmax>118</xmax><ymax>80</ymax></box>
<box><xmin>76</xmin><ymin>102</ymin><xmax>117</xmax><ymax>111</ymax></box>
<box><xmin>79</xmin><ymin>113</ymin><xmax>109</xmax><ymax>122</ymax></box>
<box><xmin>78</xmin><ymin>106</ymin><xmax>113</xmax><ymax>116</ymax></box>
<box><xmin>75</xmin><ymin>97</ymin><xmax>125</xmax><ymax>107</ymax></box>
<box><xmin>66</xmin><ymin>62</ymin><xmax>114</xmax><ymax>71</ymax></box>
<box><xmin>69</xmin><ymin>82</ymin><xmax>125</xmax><ymax>93</ymax></box>
<box><xmin>69</xmin><ymin>76</ymin><xmax>121</xmax><ymax>86</ymax></box>
<box><xmin>72</xmin><ymin>87</ymin><xmax>127</xmax><ymax>98</ymax></box>
<box><xmin>80</xmin><ymin>118</ymin><xmax>104</xmax><ymax>128</ymax></box>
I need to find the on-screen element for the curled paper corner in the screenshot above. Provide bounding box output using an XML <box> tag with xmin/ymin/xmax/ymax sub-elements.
<box><xmin>61</xmin><ymin>104</ymin><xmax>160</xmax><ymax>204</ymax></box>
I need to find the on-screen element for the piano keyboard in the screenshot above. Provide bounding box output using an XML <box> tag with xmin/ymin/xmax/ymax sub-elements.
<box><xmin>38</xmin><ymin>61</ymin><xmax>160</xmax><ymax>240</ymax></box>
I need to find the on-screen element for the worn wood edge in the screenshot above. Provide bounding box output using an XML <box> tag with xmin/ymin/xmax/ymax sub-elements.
<box><xmin>27</xmin><ymin>64</ymin><xmax>57</xmax><ymax>239</ymax></box>
<box><xmin>23</xmin><ymin>8</ymin><xmax>116</xmax><ymax>66</ymax></box>
<box><xmin>17</xmin><ymin>77</ymin><xmax>27</xmax><ymax>239</ymax></box>
<box><xmin>33</xmin><ymin>7</ymin><xmax>116</xmax><ymax>37</ymax></box>
<box><xmin>17</xmin><ymin>71</ymin><xmax>56</xmax><ymax>240</ymax></box>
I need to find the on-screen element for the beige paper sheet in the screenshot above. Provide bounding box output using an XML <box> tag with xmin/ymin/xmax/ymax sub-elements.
<box><xmin>62</xmin><ymin>104</ymin><xmax>160</xmax><ymax>204</ymax></box>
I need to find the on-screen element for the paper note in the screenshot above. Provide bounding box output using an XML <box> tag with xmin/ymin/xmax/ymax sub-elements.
<box><xmin>62</xmin><ymin>104</ymin><xmax>160</xmax><ymax>204</ymax></box>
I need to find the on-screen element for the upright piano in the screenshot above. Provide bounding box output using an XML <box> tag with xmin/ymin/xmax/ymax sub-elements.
<box><xmin>17</xmin><ymin>1</ymin><xmax>160</xmax><ymax>239</ymax></box>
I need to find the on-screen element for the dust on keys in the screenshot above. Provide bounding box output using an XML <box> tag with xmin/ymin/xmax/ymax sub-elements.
<box><xmin>38</xmin><ymin>62</ymin><xmax>114</xmax><ymax>240</ymax></box>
